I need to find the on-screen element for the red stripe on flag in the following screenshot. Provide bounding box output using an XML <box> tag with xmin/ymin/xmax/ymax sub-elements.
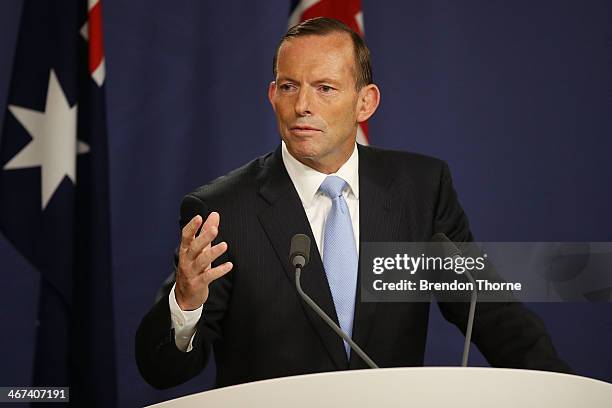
<box><xmin>301</xmin><ymin>0</ymin><xmax>363</xmax><ymax>36</ymax></box>
<box><xmin>88</xmin><ymin>2</ymin><xmax>104</xmax><ymax>74</ymax></box>
<box><xmin>359</xmin><ymin>121</ymin><xmax>368</xmax><ymax>136</ymax></box>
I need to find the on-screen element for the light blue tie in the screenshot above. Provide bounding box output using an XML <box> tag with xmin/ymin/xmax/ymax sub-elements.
<box><xmin>319</xmin><ymin>175</ymin><xmax>358</xmax><ymax>358</ymax></box>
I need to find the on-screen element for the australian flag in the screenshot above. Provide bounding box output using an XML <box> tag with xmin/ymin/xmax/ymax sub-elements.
<box><xmin>0</xmin><ymin>0</ymin><xmax>116</xmax><ymax>406</ymax></box>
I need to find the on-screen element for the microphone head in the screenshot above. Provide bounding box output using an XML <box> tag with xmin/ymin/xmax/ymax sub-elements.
<box><xmin>290</xmin><ymin>234</ymin><xmax>311</xmax><ymax>268</ymax></box>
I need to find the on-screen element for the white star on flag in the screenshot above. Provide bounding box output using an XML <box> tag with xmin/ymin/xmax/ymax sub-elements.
<box><xmin>3</xmin><ymin>69</ymin><xmax>89</xmax><ymax>209</ymax></box>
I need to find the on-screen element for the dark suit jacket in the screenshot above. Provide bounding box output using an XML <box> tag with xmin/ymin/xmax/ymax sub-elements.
<box><xmin>135</xmin><ymin>144</ymin><xmax>570</xmax><ymax>389</ymax></box>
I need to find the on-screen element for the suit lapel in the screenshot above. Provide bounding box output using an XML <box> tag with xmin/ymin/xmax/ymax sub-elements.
<box><xmin>257</xmin><ymin>146</ymin><xmax>348</xmax><ymax>369</ymax></box>
<box><xmin>350</xmin><ymin>145</ymin><xmax>398</xmax><ymax>368</ymax></box>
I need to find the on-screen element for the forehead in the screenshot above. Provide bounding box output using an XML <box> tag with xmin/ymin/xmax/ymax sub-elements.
<box><xmin>276</xmin><ymin>33</ymin><xmax>356</xmax><ymax>81</ymax></box>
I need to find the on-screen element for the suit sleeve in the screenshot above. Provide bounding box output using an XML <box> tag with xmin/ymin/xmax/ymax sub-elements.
<box><xmin>135</xmin><ymin>194</ymin><xmax>233</xmax><ymax>389</ymax></box>
<box><xmin>433</xmin><ymin>162</ymin><xmax>572</xmax><ymax>373</ymax></box>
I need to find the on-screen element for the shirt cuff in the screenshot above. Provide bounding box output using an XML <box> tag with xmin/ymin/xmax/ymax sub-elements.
<box><xmin>169</xmin><ymin>283</ymin><xmax>202</xmax><ymax>352</ymax></box>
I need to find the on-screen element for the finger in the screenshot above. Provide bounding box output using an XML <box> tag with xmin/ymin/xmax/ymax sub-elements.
<box><xmin>190</xmin><ymin>224</ymin><xmax>219</xmax><ymax>257</ymax></box>
<box><xmin>200</xmin><ymin>212</ymin><xmax>220</xmax><ymax>236</ymax></box>
<box><xmin>179</xmin><ymin>215</ymin><xmax>203</xmax><ymax>253</ymax></box>
<box><xmin>193</xmin><ymin>241</ymin><xmax>228</xmax><ymax>272</ymax></box>
<box><xmin>202</xmin><ymin>262</ymin><xmax>233</xmax><ymax>284</ymax></box>
<box><xmin>190</xmin><ymin>212</ymin><xmax>221</xmax><ymax>255</ymax></box>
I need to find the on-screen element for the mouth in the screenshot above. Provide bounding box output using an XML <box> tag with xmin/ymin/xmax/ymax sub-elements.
<box><xmin>289</xmin><ymin>125</ymin><xmax>322</xmax><ymax>136</ymax></box>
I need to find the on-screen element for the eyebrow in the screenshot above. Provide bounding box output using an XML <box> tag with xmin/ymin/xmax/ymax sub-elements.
<box><xmin>276</xmin><ymin>76</ymin><xmax>342</xmax><ymax>85</ymax></box>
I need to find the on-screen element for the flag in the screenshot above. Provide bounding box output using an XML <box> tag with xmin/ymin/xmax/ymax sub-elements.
<box><xmin>0</xmin><ymin>0</ymin><xmax>116</xmax><ymax>406</ymax></box>
<box><xmin>289</xmin><ymin>0</ymin><xmax>370</xmax><ymax>145</ymax></box>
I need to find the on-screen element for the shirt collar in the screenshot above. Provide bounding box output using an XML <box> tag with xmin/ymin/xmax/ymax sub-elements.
<box><xmin>281</xmin><ymin>141</ymin><xmax>359</xmax><ymax>207</ymax></box>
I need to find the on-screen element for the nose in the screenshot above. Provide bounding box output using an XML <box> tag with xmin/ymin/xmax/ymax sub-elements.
<box><xmin>294</xmin><ymin>86</ymin><xmax>312</xmax><ymax>116</ymax></box>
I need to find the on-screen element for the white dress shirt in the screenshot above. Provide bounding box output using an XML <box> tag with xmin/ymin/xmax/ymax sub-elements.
<box><xmin>169</xmin><ymin>141</ymin><xmax>360</xmax><ymax>352</ymax></box>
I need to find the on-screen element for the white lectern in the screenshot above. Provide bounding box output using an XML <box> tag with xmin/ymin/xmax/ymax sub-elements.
<box><xmin>146</xmin><ymin>367</ymin><xmax>612</xmax><ymax>408</ymax></box>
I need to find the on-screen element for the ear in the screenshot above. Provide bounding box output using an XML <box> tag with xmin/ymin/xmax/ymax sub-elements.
<box><xmin>268</xmin><ymin>81</ymin><xmax>277</xmax><ymax>111</ymax></box>
<box><xmin>356</xmin><ymin>84</ymin><xmax>381</xmax><ymax>123</ymax></box>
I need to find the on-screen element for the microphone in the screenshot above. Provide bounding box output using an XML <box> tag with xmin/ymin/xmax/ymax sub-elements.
<box><xmin>290</xmin><ymin>233</ymin><xmax>311</xmax><ymax>268</ymax></box>
<box><xmin>430</xmin><ymin>233</ymin><xmax>477</xmax><ymax>367</ymax></box>
<box><xmin>289</xmin><ymin>234</ymin><xmax>378</xmax><ymax>369</ymax></box>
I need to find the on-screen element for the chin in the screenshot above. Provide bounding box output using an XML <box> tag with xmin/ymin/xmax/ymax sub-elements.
<box><xmin>291</xmin><ymin>148</ymin><xmax>320</xmax><ymax>162</ymax></box>
<box><xmin>285</xmin><ymin>139</ymin><xmax>321</xmax><ymax>160</ymax></box>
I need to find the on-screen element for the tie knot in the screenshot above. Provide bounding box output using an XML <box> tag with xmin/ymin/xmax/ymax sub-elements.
<box><xmin>319</xmin><ymin>175</ymin><xmax>348</xmax><ymax>198</ymax></box>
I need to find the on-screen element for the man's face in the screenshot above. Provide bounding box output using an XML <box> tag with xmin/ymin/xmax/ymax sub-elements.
<box><xmin>268</xmin><ymin>33</ymin><xmax>369</xmax><ymax>173</ymax></box>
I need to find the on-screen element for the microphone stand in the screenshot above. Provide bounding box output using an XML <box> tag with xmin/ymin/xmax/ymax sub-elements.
<box><xmin>462</xmin><ymin>270</ymin><xmax>477</xmax><ymax>367</ymax></box>
<box><xmin>294</xmin><ymin>265</ymin><xmax>379</xmax><ymax>369</ymax></box>
<box><xmin>430</xmin><ymin>233</ymin><xmax>478</xmax><ymax>367</ymax></box>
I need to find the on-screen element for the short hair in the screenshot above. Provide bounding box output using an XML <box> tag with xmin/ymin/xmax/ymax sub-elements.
<box><xmin>272</xmin><ymin>17</ymin><xmax>373</xmax><ymax>90</ymax></box>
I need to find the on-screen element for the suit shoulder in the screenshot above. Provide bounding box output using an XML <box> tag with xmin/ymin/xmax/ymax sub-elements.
<box><xmin>184</xmin><ymin>151</ymin><xmax>272</xmax><ymax>204</ymax></box>
<box><xmin>360</xmin><ymin>144</ymin><xmax>447</xmax><ymax>175</ymax></box>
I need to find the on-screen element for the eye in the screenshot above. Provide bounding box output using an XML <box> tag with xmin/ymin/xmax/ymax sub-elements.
<box><xmin>318</xmin><ymin>85</ymin><xmax>335</xmax><ymax>93</ymax></box>
<box><xmin>279</xmin><ymin>83</ymin><xmax>297</xmax><ymax>92</ymax></box>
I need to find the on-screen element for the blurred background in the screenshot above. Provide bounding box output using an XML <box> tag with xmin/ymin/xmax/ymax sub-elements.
<box><xmin>0</xmin><ymin>0</ymin><xmax>610</xmax><ymax>406</ymax></box>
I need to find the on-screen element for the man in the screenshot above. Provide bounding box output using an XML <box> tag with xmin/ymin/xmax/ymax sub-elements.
<box><xmin>136</xmin><ymin>17</ymin><xmax>570</xmax><ymax>390</ymax></box>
